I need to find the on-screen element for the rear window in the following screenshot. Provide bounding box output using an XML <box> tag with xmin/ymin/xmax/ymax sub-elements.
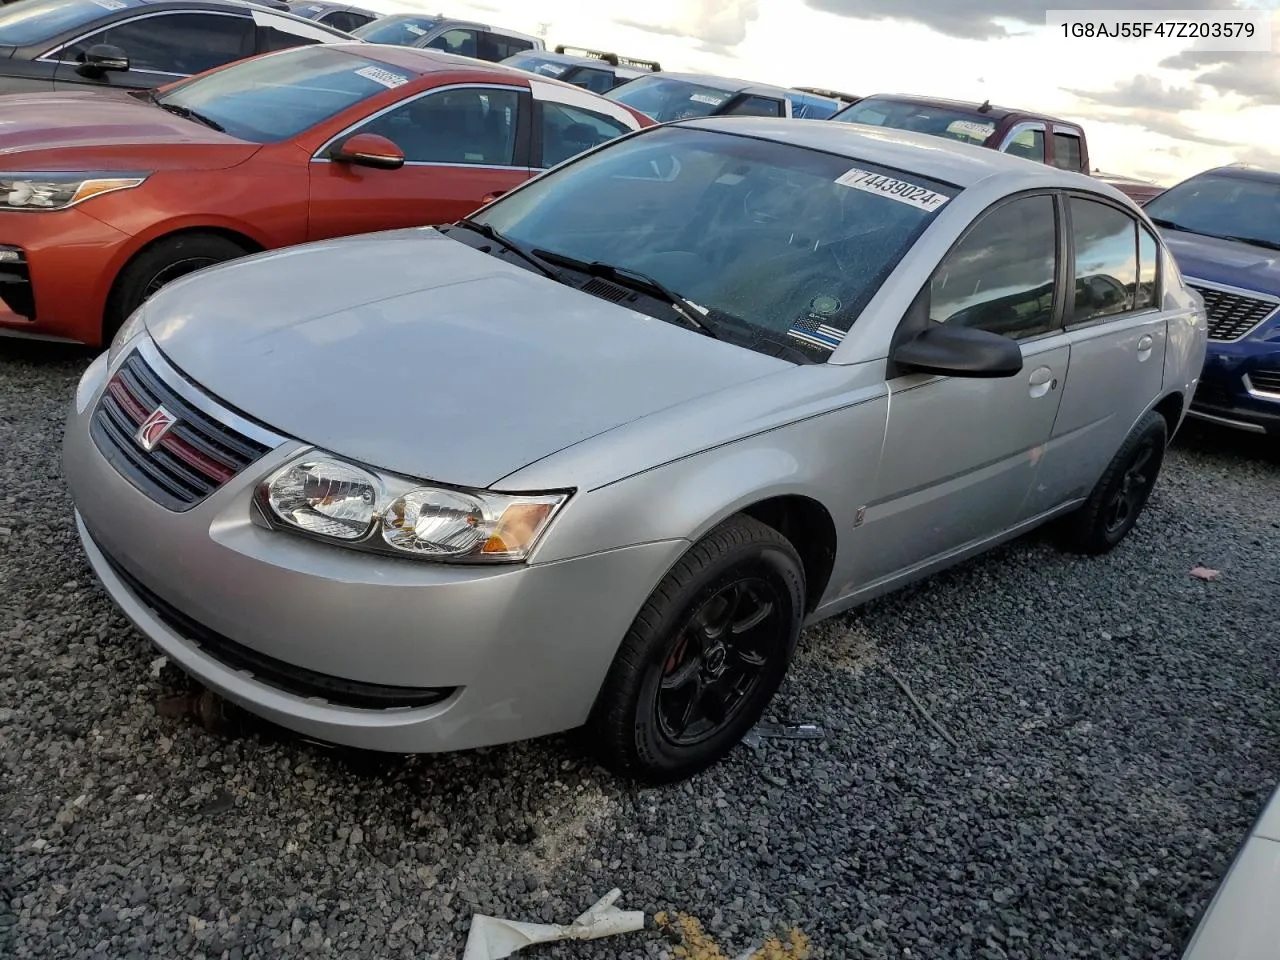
<box><xmin>156</xmin><ymin>45</ymin><xmax>415</xmax><ymax>143</ymax></box>
<box><xmin>0</xmin><ymin>0</ymin><xmax>140</xmax><ymax>46</ymax></box>
<box><xmin>350</xmin><ymin>14</ymin><xmax>438</xmax><ymax>44</ymax></box>
<box><xmin>833</xmin><ymin>97</ymin><xmax>997</xmax><ymax>146</ymax></box>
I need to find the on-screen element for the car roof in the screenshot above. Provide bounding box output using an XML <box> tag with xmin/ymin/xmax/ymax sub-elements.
<box><xmin>847</xmin><ymin>92</ymin><xmax>1077</xmax><ymax>127</ymax></box>
<box><xmin>650</xmin><ymin>71</ymin><xmax>791</xmax><ymax>98</ymax></box>
<box><xmin>678</xmin><ymin>116</ymin><xmax>1106</xmax><ymax>190</ymax></box>
<box><xmin>1200</xmin><ymin>163</ymin><xmax>1280</xmax><ymax>184</ymax></box>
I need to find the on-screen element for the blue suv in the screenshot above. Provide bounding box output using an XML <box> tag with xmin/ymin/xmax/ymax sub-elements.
<box><xmin>1143</xmin><ymin>164</ymin><xmax>1280</xmax><ymax>436</ymax></box>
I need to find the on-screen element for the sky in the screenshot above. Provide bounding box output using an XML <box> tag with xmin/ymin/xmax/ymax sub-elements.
<box><xmin>359</xmin><ymin>0</ymin><xmax>1280</xmax><ymax>185</ymax></box>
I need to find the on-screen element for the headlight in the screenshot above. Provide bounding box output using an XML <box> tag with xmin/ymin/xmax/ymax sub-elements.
<box><xmin>255</xmin><ymin>454</ymin><xmax>570</xmax><ymax>564</ymax></box>
<box><xmin>106</xmin><ymin>306</ymin><xmax>148</xmax><ymax>368</ymax></box>
<box><xmin>2</xmin><ymin>173</ymin><xmax>149</xmax><ymax>211</ymax></box>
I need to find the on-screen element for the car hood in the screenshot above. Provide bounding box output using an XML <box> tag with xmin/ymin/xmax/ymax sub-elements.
<box><xmin>0</xmin><ymin>91</ymin><xmax>259</xmax><ymax>169</ymax></box>
<box><xmin>1162</xmin><ymin>230</ymin><xmax>1280</xmax><ymax>299</ymax></box>
<box><xmin>144</xmin><ymin>228</ymin><xmax>790</xmax><ymax>489</ymax></box>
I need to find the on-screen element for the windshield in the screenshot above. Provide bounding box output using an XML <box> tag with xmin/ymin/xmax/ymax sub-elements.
<box><xmin>468</xmin><ymin>125</ymin><xmax>957</xmax><ymax>359</ymax></box>
<box><xmin>350</xmin><ymin>14</ymin><xmax>439</xmax><ymax>44</ymax></box>
<box><xmin>157</xmin><ymin>46</ymin><xmax>413</xmax><ymax>144</ymax></box>
<box><xmin>1144</xmin><ymin>172</ymin><xmax>1280</xmax><ymax>249</ymax></box>
<box><xmin>501</xmin><ymin>54</ymin><xmax>569</xmax><ymax>77</ymax></box>
<box><xmin>607</xmin><ymin>76</ymin><xmax>740</xmax><ymax>122</ymax></box>
<box><xmin>0</xmin><ymin>0</ymin><xmax>138</xmax><ymax>46</ymax></box>
<box><xmin>832</xmin><ymin>97</ymin><xmax>997</xmax><ymax>146</ymax></box>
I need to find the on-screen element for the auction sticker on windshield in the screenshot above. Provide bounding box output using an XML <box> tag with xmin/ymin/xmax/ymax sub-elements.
<box><xmin>835</xmin><ymin>168</ymin><xmax>950</xmax><ymax>212</ymax></box>
<box><xmin>690</xmin><ymin>93</ymin><xmax>728</xmax><ymax>106</ymax></box>
<box><xmin>355</xmin><ymin>65</ymin><xmax>410</xmax><ymax>88</ymax></box>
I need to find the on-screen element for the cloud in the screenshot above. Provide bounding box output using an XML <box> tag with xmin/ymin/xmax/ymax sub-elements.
<box><xmin>1065</xmin><ymin>74</ymin><xmax>1202</xmax><ymax>111</ymax></box>
<box><xmin>1159</xmin><ymin>49</ymin><xmax>1280</xmax><ymax>103</ymax></box>
<box><xmin>1088</xmin><ymin>109</ymin><xmax>1236</xmax><ymax>148</ymax></box>
<box><xmin>617</xmin><ymin>0</ymin><xmax>759</xmax><ymax>51</ymax></box>
<box><xmin>802</xmin><ymin>0</ymin><xmax>1243</xmax><ymax>40</ymax></box>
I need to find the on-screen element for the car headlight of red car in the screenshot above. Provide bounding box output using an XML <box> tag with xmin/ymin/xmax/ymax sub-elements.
<box><xmin>254</xmin><ymin>454</ymin><xmax>572</xmax><ymax>563</ymax></box>
<box><xmin>1</xmin><ymin>172</ymin><xmax>149</xmax><ymax>211</ymax></box>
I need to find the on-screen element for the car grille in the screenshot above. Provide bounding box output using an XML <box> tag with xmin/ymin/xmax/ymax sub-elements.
<box><xmin>1249</xmin><ymin>369</ymin><xmax>1280</xmax><ymax>396</ymax></box>
<box><xmin>91</xmin><ymin>350</ymin><xmax>272</xmax><ymax>511</ymax></box>
<box><xmin>91</xmin><ymin>531</ymin><xmax>455</xmax><ymax>711</ymax></box>
<box><xmin>1188</xmin><ymin>283</ymin><xmax>1278</xmax><ymax>342</ymax></box>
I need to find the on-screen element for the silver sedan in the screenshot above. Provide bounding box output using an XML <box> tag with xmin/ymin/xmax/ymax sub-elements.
<box><xmin>63</xmin><ymin>117</ymin><xmax>1208</xmax><ymax>783</ymax></box>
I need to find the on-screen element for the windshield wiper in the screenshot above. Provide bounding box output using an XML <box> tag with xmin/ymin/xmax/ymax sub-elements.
<box><xmin>155</xmin><ymin>99</ymin><xmax>225</xmax><ymax>132</ymax></box>
<box><xmin>530</xmin><ymin>249</ymin><xmax>719</xmax><ymax>339</ymax></box>
<box><xmin>1217</xmin><ymin>234</ymin><xmax>1280</xmax><ymax>252</ymax></box>
<box><xmin>448</xmin><ymin>219</ymin><xmax>564</xmax><ymax>281</ymax></box>
<box><xmin>1148</xmin><ymin>216</ymin><xmax>1188</xmax><ymax>232</ymax></box>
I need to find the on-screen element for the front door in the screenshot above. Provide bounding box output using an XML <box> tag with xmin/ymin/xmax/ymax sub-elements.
<box><xmin>1026</xmin><ymin>194</ymin><xmax>1170</xmax><ymax>515</ymax></box>
<box><xmin>856</xmin><ymin>192</ymin><xmax>1070</xmax><ymax>586</ymax></box>
<box><xmin>307</xmin><ymin>84</ymin><xmax>533</xmax><ymax>242</ymax></box>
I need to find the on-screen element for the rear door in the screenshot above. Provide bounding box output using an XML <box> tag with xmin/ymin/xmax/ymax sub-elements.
<box><xmin>533</xmin><ymin>97</ymin><xmax>637</xmax><ymax>170</ymax></box>
<box><xmin>421</xmin><ymin>26</ymin><xmax>479</xmax><ymax>58</ymax></box>
<box><xmin>307</xmin><ymin>82</ymin><xmax>533</xmax><ymax>241</ymax></box>
<box><xmin>1049</xmin><ymin>125</ymin><xmax>1086</xmax><ymax>173</ymax></box>
<box><xmin>50</xmin><ymin>10</ymin><xmax>254</xmax><ymax>90</ymax></box>
<box><xmin>1024</xmin><ymin>193</ymin><xmax>1169</xmax><ymax>514</ymax></box>
<box><xmin>855</xmin><ymin>192</ymin><xmax>1072</xmax><ymax>585</ymax></box>
<box><xmin>997</xmin><ymin>120</ymin><xmax>1047</xmax><ymax>164</ymax></box>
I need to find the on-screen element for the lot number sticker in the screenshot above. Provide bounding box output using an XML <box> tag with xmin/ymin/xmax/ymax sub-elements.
<box><xmin>92</xmin><ymin>0</ymin><xmax>127</xmax><ymax>9</ymax></box>
<box><xmin>835</xmin><ymin>167</ymin><xmax>950</xmax><ymax>212</ymax></box>
<box><xmin>690</xmin><ymin>93</ymin><xmax>727</xmax><ymax>106</ymax></box>
<box><xmin>355</xmin><ymin>65</ymin><xmax>410</xmax><ymax>89</ymax></box>
<box><xmin>946</xmin><ymin>119</ymin><xmax>993</xmax><ymax>141</ymax></box>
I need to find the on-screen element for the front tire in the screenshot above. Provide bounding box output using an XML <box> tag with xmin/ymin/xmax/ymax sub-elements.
<box><xmin>1056</xmin><ymin>409</ymin><xmax>1168</xmax><ymax>555</ymax></box>
<box><xmin>588</xmin><ymin>514</ymin><xmax>806</xmax><ymax>784</ymax></box>
<box><xmin>104</xmin><ymin>232</ymin><xmax>250</xmax><ymax>342</ymax></box>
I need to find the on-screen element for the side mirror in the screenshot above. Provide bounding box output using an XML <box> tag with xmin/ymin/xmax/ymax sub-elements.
<box><xmin>891</xmin><ymin>323</ymin><xmax>1023</xmax><ymax>379</ymax></box>
<box><xmin>331</xmin><ymin>133</ymin><xmax>405</xmax><ymax>170</ymax></box>
<box><xmin>76</xmin><ymin>44</ymin><xmax>130</xmax><ymax>78</ymax></box>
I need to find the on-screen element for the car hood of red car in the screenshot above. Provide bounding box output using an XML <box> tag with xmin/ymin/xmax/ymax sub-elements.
<box><xmin>0</xmin><ymin>90</ymin><xmax>261</xmax><ymax>170</ymax></box>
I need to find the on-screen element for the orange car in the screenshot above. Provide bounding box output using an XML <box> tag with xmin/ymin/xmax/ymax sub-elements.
<box><xmin>0</xmin><ymin>43</ymin><xmax>651</xmax><ymax>346</ymax></box>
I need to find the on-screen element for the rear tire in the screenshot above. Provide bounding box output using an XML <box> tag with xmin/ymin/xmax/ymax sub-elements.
<box><xmin>104</xmin><ymin>233</ymin><xmax>250</xmax><ymax>342</ymax></box>
<box><xmin>588</xmin><ymin>514</ymin><xmax>806</xmax><ymax>784</ymax></box>
<box><xmin>1056</xmin><ymin>410</ymin><xmax>1167</xmax><ymax>555</ymax></box>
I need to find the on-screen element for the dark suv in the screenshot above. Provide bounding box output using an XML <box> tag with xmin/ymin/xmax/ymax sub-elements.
<box><xmin>0</xmin><ymin>0</ymin><xmax>351</xmax><ymax>93</ymax></box>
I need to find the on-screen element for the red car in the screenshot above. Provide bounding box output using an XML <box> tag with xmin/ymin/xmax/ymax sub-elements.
<box><xmin>0</xmin><ymin>43</ymin><xmax>651</xmax><ymax>346</ymax></box>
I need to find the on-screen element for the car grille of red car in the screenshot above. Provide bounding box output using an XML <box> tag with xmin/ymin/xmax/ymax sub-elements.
<box><xmin>91</xmin><ymin>351</ymin><xmax>272</xmax><ymax>511</ymax></box>
<box><xmin>1188</xmin><ymin>283</ymin><xmax>1279</xmax><ymax>342</ymax></box>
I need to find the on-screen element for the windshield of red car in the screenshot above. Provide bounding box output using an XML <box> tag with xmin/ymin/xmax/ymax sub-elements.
<box><xmin>1144</xmin><ymin>172</ymin><xmax>1280</xmax><ymax>249</ymax></box>
<box><xmin>156</xmin><ymin>45</ymin><xmax>415</xmax><ymax>144</ymax></box>
<box><xmin>832</xmin><ymin>97</ymin><xmax>997</xmax><ymax>146</ymax></box>
<box><xmin>0</xmin><ymin>0</ymin><xmax>141</xmax><ymax>46</ymax></box>
<box><xmin>350</xmin><ymin>14</ymin><xmax>439</xmax><ymax>44</ymax></box>
<box><xmin>470</xmin><ymin>125</ymin><xmax>958</xmax><ymax>358</ymax></box>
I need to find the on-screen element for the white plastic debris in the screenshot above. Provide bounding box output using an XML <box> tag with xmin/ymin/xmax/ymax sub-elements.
<box><xmin>462</xmin><ymin>888</ymin><xmax>644</xmax><ymax>960</ymax></box>
<box><xmin>149</xmin><ymin>655</ymin><xmax>168</xmax><ymax>678</ymax></box>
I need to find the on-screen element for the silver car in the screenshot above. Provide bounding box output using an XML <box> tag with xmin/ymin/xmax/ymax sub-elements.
<box><xmin>63</xmin><ymin>118</ymin><xmax>1208</xmax><ymax>783</ymax></box>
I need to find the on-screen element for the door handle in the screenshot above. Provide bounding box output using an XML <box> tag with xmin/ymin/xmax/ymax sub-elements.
<box><xmin>1137</xmin><ymin>334</ymin><xmax>1154</xmax><ymax>361</ymax></box>
<box><xmin>1028</xmin><ymin>365</ymin><xmax>1057</xmax><ymax>398</ymax></box>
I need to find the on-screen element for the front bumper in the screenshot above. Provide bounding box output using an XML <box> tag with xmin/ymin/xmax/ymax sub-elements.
<box><xmin>1188</xmin><ymin>339</ymin><xmax>1280</xmax><ymax>436</ymax></box>
<box><xmin>64</xmin><ymin>342</ymin><xmax>688</xmax><ymax>753</ymax></box>
<box><xmin>0</xmin><ymin>207</ymin><xmax>131</xmax><ymax>345</ymax></box>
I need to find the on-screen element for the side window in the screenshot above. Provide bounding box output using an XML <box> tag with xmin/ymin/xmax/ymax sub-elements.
<box><xmin>426</xmin><ymin>28</ymin><xmax>478</xmax><ymax>58</ymax></box>
<box><xmin>1135</xmin><ymin>225</ymin><xmax>1159</xmax><ymax>310</ymax></box>
<box><xmin>1003</xmin><ymin>127</ymin><xmax>1046</xmax><ymax>163</ymax></box>
<box><xmin>1069</xmin><ymin>196</ymin><xmax>1140</xmax><ymax>323</ymax></box>
<box><xmin>357</xmin><ymin>87</ymin><xmax>520</xmax><ymax>166</ymax></box>
<box><xmin>61</xmin><ymin>13</ymin><xmax>253</xmax><ymax>74</ymax></box>
<box><xmin>539</xmin><ymin>101</ymin><xmax>631</xmax><ymax>168</ymax></box>
<box><xmin>723</xmin><ymin>95</ymin><xmax>784</xmax><ymax>117</ymax></box>
<box><xmin>479</xmin><ymin>32</ymin><xmax>533</xmax><ymax>60</ymax></box>
<box><xmin>1052</xmin><ymin>132</ymin><xmax>1083</xmax><ymax>171</ymax></box>
<box><xmin>321</xmin><ymin>12</ymin><xmax>365</xmax><ymax>32</ymax></box>
<box><xmin>258</xmin><ymin>24</ymin><xmax>323</xmax><ymax>52</ymax></box>
<box><xmin>929</xmin><ymin>194</ymin><xmax>1058</xmax><ymax>339</ymax></box>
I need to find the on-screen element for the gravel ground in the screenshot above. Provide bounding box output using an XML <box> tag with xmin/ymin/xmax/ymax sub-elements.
<box><xmin>2</xmin><ymin>337</ymin><xmax>1279</xmax><ymax>960</ymax></box>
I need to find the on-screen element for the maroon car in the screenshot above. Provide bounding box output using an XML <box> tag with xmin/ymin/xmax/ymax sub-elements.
<box><xmin>828</xmin><ymin>93</ymin><xmax>1161</xmax><ymax>204</ymax></box>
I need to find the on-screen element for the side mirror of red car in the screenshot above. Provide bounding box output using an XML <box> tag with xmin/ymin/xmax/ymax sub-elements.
<box><xmin>331</xmin><ymin>133</ymin><xmax>405</xmax><ymax>171</ymax></box>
